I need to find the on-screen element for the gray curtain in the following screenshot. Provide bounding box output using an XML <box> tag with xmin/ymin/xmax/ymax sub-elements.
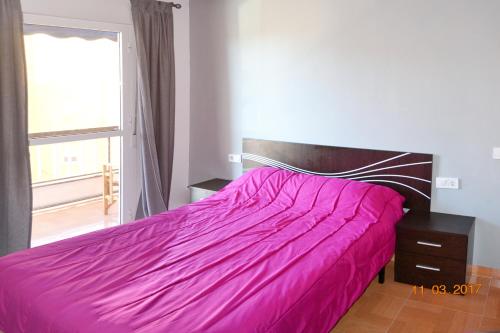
<box><xmin>0</xmin><ymin>0</ymin><xmax>32</xmax><ymax>256</ymax></box>
<box><xmin>131</xmin><ymin>0</ymin><xmax>176</xmax><ymax>218</ymax></box>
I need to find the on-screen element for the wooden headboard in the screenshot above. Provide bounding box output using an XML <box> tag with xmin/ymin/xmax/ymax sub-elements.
<box><xmin>242</xmin><ymin>138</ymin><xmax>433</xmax><ymax>212</ymax></box>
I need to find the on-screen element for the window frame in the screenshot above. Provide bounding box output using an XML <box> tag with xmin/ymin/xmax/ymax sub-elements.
<box><xmin>29</xmin><ymin>127</ymin><xmax>121</xmax><ymax>146</ymax></box>
<box><xmin>24</xmin><ymin>14</ymin><xmax>137</xmax><ymax>224</ymax></box>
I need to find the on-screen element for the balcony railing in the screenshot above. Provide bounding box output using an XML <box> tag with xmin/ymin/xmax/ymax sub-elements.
<box><xmin>29</xmin><ymin>126</ymin><xmax>120</xmax><ymax>145</ymax></box>
<box><xmin>30</xmin><ymin>126</ymin><xmax>120</xmax><ymax>211</ymax></box>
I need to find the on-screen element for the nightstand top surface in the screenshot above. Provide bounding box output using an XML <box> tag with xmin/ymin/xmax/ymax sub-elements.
<box><xmin>397</xmin><ymin>211</ymin><xmax>475</xmax><ymax>236</ymax></box>
<box><xmin>189</xmin><ymin>178</ymin><xmax>231</xmax><ymax>191</ymax></box>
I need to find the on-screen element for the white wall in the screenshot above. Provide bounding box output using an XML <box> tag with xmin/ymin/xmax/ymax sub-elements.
<box><xmin>190</xmin><ymin>0</ymin><xmax>500</xmax><ymax>268</ymax></box>
<box><xmin>21</xmin><ymin>0</ymin><xmax>191</xmax><ymax>212</ymax></box>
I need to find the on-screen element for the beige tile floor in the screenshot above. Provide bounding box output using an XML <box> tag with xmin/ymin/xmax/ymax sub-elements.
<box><xmin>333</xmin><ymin>261</ymin><xmax>500</xmax><ymax>333</ymax></box>
<box><xmin>31</xmin><ymin>199</ymin><xmax>120</xmax><ymax>247</ymax></box>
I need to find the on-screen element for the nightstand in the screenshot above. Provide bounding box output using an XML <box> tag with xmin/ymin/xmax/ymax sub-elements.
<box><xmin>188</xmin><ymin>178</ymin><xmax>231</xmax><ymax>203</ymax></box>
<box><xmin>395</xmin><ymin>211</ymin><xmax>475</xmax><ymax>292</ymax></box>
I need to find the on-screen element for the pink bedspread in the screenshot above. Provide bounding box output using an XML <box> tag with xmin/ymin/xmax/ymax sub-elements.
<box><xmin>0</xmin><ymin>167</ymin><xmax>404</xmax><ymax>333</ymax></box>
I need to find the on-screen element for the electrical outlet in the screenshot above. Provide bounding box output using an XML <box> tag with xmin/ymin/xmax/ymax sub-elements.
<box><xmin>493</xmin><ymin>147</ymin><xmax>500</xmax><ymax>160</ymax></box>
<box><xmin>228</xmin><ymin>154</ymin><xmax>242</xmax><ymax>163</ymax></box>
<box><xmin>436</xmin><ymin>177</ymin><xmax>460</xmax><ymax>190</ymax></box>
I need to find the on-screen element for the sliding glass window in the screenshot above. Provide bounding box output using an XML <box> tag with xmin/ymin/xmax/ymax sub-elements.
<box><xmin>25</xmin><ymin>23</ymin><xmax>124</xmax><ymax>246</ymax></box>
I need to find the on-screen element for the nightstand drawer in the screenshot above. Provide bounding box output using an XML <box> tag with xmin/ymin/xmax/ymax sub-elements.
<box><xmin>397</xmin><ymin>228</ymin><xmax>467</xmax><ymax>261</ymax></box>
<box><xmin>395</xmin><ymin>252</ymin><xmax>466</xmax><ymax>290</ymax></box>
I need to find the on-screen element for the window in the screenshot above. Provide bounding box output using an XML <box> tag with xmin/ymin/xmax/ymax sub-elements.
<box><xmin>23</xmin><ymin>17</ymin><xmax>135</xmax><ymax>246</ymax></box>
<box><xmin>25</xmin><ymin>24</ymin><xmax>121</xmax><ymax>135</ymax></box>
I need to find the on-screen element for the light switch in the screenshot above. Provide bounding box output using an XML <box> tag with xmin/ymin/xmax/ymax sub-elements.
<box><xmin>493</xmin><ymin>147</ymin><xmax>500</xmax><ymax>160</ymax></box>
<box><xmin>436</xmin><ymin>177</ymin><xmax>460</xmax><ymax>190</ymax></box>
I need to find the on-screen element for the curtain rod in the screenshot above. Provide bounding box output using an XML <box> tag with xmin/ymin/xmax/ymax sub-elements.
<box><xmin>171</xmin><ymin>3</ymin><xmax>182</xmax><ymax>9</ymax></box>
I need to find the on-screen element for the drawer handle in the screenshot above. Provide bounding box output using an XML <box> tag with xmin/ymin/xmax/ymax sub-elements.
<box><xmin>417</xmin><ymin>241</ymin><xmax>442</xmax><ymax>248</ymax></box>
<box><xmin>416</xmin><ymin>264</ymin><xmax>441</xmax><ymax>272</ymax></box>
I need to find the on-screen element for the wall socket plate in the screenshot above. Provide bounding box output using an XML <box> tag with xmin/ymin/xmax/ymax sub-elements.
<box><xmin>436</xmin><ymin>177</ymin><xmax>460</xmax><ymax>190</ymax></box>
<box><xmin>228</xmin><ymin>154</ymin><xmax>242</xmax><ymax>163</ymax></box>
<box><xmin>493</xmin><ymin>147</ymin><xmax>500</xmax><ymax>160</ymax></box>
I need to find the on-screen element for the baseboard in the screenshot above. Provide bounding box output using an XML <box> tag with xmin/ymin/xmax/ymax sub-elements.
<box><xmin>471</xmin><ymin>264</ymin><xmax>500</xmax><ymax>278</ymax></box>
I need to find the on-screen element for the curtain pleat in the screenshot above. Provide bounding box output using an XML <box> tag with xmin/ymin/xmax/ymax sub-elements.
<box><xmin>0</xmin><ymin>0</ymin><xmax>33</xmax><ymax>256</ymax></box>
<box><xmin>131</xmin><ymin>0</ymin><xmax>176</xmax><ymax>218</ymax></box>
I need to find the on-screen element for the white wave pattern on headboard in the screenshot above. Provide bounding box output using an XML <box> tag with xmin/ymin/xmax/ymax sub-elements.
<box><xmin>242</xmin><ymin>153</ymin><xmax>432</xmax><ymax>200</ymax></box>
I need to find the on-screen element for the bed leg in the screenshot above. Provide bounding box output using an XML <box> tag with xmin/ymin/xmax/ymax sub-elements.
<box><xmin>378</xmin><ymin>266</ymin><xmax>386</xmax><ymax>284</ymax></box>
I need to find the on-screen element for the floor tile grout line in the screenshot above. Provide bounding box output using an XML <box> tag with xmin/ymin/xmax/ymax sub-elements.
<box><xmin>479</xmin><ymin>276</ymin><xmax>493</xmax><ymax>329</ymax></box>
<box><xmin>394</xmin><ymin>295</ymin><xmax>487</xmax><ymax>332</ymax></box>
<box><xmin>383</xmin><ymin>264</ymin><xmax>423</xmax><ymax>332</ymax></box>
<box><xmin>384</xmin><ymin>287</ymin><xmax>411</xmax><ymax>333</ymax></box>
<box><xmin>409</xmin><ymin>275</ymin><xmax>492</xmax><ymax>330</ymax></box>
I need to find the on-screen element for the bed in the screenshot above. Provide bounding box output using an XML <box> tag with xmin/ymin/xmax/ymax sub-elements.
<box><xmin>0</xmin><ymin>139</ymin><xmax>433</xmax><ymax>333</ymax></box>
